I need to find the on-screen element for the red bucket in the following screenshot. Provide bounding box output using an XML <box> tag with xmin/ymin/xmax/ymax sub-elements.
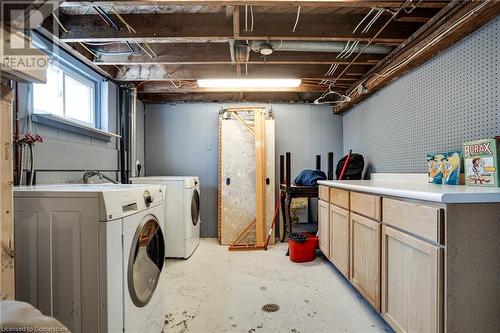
<box><xmin>288</xmin><ymin>233</ymin><xmax>318</xmax><ymax>263</ymax></box>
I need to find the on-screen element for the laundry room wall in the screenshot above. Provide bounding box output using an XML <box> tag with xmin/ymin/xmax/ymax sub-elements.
<box><xmin>342</xmin><ymin>16</ymin><xmax>500</xmax><ymax>175</ymax></box>
<box><xmin>15</xmin><ymin>33</ymin><xmax>121</xmax><ymax>184</ymax></box>
<box><xmin>144</xmin><ymin>103</ymin><xmax>343</xmax><ymax>238</ymax></box>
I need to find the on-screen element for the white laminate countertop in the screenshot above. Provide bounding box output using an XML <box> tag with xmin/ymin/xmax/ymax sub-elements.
<box><xmin>317</xmin><ymin>180</ymin><xmax>500</xmax><ymax>204</ymax></box>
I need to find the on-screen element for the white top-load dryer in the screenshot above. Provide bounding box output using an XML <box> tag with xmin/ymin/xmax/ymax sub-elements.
<box><xmin>14</xmin><ymin>184</ymin><xmax>167</xmax><ymax>333</ymax></box>
<box><xmin>130</xmin><ymin>176</ymin><xmax>200</xmax><ymax>258</ymax></box>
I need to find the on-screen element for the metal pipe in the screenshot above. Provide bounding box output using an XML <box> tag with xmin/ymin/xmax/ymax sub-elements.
<box><xmin>129</xmin><ymin>87</ymin><xmax>137</xmax><ymax>179</ymax></box>
<box><xmin>250</xmin><ymin>40</ymin><xmax>392</xmax><ymax>55</ymax></box>
<box><xmin>285</xmin><ymin>152</ymin><xmax>291</xmax><ymax>187</ymax></box>
<box><xmin>328</xmin><ymin>152</ymin><xmax>334</xmax><ymax>180</ymax></box>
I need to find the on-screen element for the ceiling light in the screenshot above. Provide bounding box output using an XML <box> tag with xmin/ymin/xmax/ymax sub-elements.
<box><xmin>259</xmin><ymin>42</ymin><xmax>274</xmax><ymax>56</ymax></box>
<box><xmin>197</xmin><ymin>79</ymin><xmax>301</xmax><ymax>89</ymax></box>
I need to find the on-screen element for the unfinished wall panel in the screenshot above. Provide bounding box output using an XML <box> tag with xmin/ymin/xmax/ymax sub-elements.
<box><xmin>219</xmin><ymin>110</ymin><xmax>275</xmax><ymax>246</ymax></box>
<box><xmin>1</xmin><ymin>85</ymin><xmax>14</xmax><ymax>299</ymax></box>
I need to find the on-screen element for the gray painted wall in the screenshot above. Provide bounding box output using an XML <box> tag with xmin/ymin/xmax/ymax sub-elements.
<box><xmin>144</xmin><ymin>103</ymin><xmax>343</xmax><ymax>238</ymax></box>
<box><xmin>343</xmin><ymin>16</ymin><xmax>500</xmax><ymax>174</ymax></box>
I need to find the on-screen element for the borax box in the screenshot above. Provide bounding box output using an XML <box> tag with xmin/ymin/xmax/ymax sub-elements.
<box><xmin>463</xmin><ymin>138</ymin><xmax>500</xmax><ymax>187</ymax></box>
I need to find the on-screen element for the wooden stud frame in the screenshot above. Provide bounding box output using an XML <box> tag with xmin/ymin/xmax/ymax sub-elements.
<box><xmin>219</xmin><ymin>106</ymin><xmax>270</xmax><ymax>250</ymax></box>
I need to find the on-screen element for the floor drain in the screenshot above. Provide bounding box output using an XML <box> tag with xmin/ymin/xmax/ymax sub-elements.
<box><xmin>262</xmin><ymin>303</ymin><xmax>280</xmax><ymax>313</ymax></box>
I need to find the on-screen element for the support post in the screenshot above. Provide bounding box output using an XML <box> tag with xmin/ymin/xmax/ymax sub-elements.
<box><xmin>285</xmin><ymin>152</ymin><xmax>291</xmax><ymax>187</ymax></box>
<box><xmin>328</xmin><ymin>152</ymin><xmax>334</xmax><ymax>180</ymax></box>
<box><xmin>255</xmin><ymin>109</ymin><xmax>266</xmax><ymax>247</ymax></box>
<box><xmin>279</xmin><ymin>155</ymin><xmax>284</xmax><ymax>185</ymax></box>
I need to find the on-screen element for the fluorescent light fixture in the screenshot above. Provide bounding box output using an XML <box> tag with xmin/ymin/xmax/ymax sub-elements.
<box><xmin>197</xmin><ymin>78</ymin><xmax>301</xmax><ymax>88</ymax></box>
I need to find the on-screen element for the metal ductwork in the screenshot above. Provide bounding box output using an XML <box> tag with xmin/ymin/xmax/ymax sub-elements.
<box><xmin>250</xmin><ymin>41</ymin><xmax>392</xmax><ymax>55</ymax></box>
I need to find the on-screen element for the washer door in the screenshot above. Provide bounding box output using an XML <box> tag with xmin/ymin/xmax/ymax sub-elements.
<box><xmin>128</xmin><ymin>215</ymin><xmax>165</xmax><ymax>307</ymax></box>
<box><xmin>191</xmin><ymin>188</ymin><xmax>200</xmax><ymax>226</ymax></box>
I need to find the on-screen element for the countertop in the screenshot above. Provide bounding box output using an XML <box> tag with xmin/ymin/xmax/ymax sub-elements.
<box><xmin>317</xmin><ymin>180</ymin><xmax>500</xmax><ymax>203</ymax></box>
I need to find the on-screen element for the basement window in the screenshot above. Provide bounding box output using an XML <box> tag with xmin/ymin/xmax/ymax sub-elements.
<box><xmin>33</xmin><ymin>63</ymin><xmax>96</xmax><ymax>126</ymax></box>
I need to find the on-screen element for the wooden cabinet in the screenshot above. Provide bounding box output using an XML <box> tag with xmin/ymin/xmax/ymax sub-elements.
<box><xmin>382</xmin><ymin>225</ymin><xmax>443</xmax><ymax>333</ymax></box>
<box><xmin>383</xmin><ymin>198</ymin><xmax>444</xmax><ymax>244</ymax></box>
<box><xmin>350</xmin><ymin>192</ymin><xmax>381</xmax><ymax>221</ymax></box>
<box><xmin>318</xmin><ymin>199</ymin><xmax>330</xmax><ymax>257</ymax></box>
<box><xmin>330</xmin><ymin>187</ymin><xmax>349</xmax><ymax>209</ymax></box>
<box><xmin>329</xmin><ymin>204</ymin><xmax>350</xmax><ymax>278</ymax></box>
<box><xmin>350</xmin><ymin>213</ymin><xmax>381</xmax><ymax>311</ymax></box>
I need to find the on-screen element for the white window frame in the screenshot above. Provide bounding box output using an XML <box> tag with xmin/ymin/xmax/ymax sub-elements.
<box><xmin>33</xmin><ymin>62</ymin><xmax>97</xmax><ymax>127</ymax></box>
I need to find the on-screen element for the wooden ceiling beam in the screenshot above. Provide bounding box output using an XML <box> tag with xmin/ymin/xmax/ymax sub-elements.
<box><xmin>58</xmin><ymin>13</ymin><xmax>420</xmax><ymax>44</ymax></box>
<box><xmin>138</xmin><ymin>91</ymin><xmax>322</xmax><ymax>103</ymax></box>
<box><xmin>136</xmin><ymin>81</ymin><xmax>327</xmax><ymax>93</ymax></box>
<box><xmin>113</xmin><ymin>64</ymin><xmax>369</xmax><ymax>80</ymax></box>
<box><xmin>59</xmin><ymin>1</ymin><xmax>449</xmax><ymax>9</ymax></box>
<box><xmin>334</xmin><ymin>0</ymin><xmax>500</xmax><ymax>113</ymax></box>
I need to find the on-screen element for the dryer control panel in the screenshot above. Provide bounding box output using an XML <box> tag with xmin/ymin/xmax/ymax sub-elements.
<box><xmin>99</xmin><ymin>185</ymin><xmax>165</xmax><ymax>221</ymax></box>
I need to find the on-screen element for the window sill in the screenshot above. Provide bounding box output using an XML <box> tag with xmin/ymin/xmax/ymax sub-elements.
<box><xmin>31</xmin><ymin>114</ymin><xmax>120</xmax><ymax>142</ymax></box>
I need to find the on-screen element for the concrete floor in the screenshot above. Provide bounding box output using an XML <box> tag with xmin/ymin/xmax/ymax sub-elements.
<box><xmin>163</xmin><ymin>239</ymin><xmax>392</xmax><ymax>333</ymax></box>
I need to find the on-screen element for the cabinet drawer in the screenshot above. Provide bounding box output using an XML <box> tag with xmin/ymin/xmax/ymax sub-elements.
<box><xmin>319</xmin><ymin>185</ymin><xmax>330</xmax><ymax>202</ymax></box>
<box><xmin>383</xmin><ymin>198</ymin><xmax>444</xmax><ymax>243</ymax></box>
<box><xmin>350</xmin><ymin>192</ymin><xmax>381</xmax><ymax>221</ymax></box>
<box><xmin>330</xmin><ymin>187</ymin><xmax>349</xmax><ymax>210</ymax></box>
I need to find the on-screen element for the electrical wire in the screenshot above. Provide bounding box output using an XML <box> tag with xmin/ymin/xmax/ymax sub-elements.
<box><xmin>110</xmin><ymin>6</ymin><xmax>137</xmax><ymax>33</ymax></box>
<box><xmin>245</xmin><ymin>5</ymin><xmax>248</xmax><ymax>31</ymax></box>
<box><xmin>135</xmin><ymin>42</ymin><xmax>154</xmax><ymax>59</ymax></box>
<box><xmin>250</xmin><ymin>5</ymin><xmax>254</xmax><ymax>32</ymax></box>
<box><xmin>332</xmin><ymin>0</ymin><xmax>411</xmax><ymax>85</ymax></box>
<box><xmin>353</xmin><ymin>8</ymin><xmax>375</xmax><ymax>34</ymax></box>
<box><xmin>315</xmin><ymin>0</ymin><xmax>413</xmax><ymax>105</ymax></box>
<box><xmin>361</xmin><ymin>8</ymin><xmax>384</xmax><ymax>34</ymax></box>
<box><xmin>292</xmin><ymin>6</ymin><xmax>301</xmax><ymax>32</ymax></box>
<box><xmin>380</xmin><ymin>0</ymin><xmax>489</xmax><ymax>78</ymax></box>
<box><xmin>52</xmin><ymin>13</ymin><xmax>69</xmax><ymax>34</ymax></box>
<box><xmin>336</xmin><ymin>41</ymin><xmax>351</xmax><ymax>58</ymax></box>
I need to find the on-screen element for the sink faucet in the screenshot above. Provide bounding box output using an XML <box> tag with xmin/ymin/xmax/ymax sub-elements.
<box><xmin>83</xmin><ymin>170</ymin><xmax>119</xmax><ymax>184</ymax></box>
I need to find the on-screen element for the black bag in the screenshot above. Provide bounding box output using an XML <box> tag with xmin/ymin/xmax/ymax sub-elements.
<box><xmin>336</xmin><ymin>153</ymin><xmax>364</xmax><ymax>180</ymax></box>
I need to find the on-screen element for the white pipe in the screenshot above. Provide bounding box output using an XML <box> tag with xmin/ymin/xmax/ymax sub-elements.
<box><xmin>129</xmin><ymin>87</ymin><xmax>137</xmax><ymax>178</ymax></box>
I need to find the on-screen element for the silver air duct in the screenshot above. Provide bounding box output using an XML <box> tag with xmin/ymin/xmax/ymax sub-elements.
<box><xmin>250</xmin><ymin>41</ymin><xmax>392</xmax><ymax>55</ymax></box>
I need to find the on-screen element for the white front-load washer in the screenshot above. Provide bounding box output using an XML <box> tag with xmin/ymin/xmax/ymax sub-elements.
<box><xmin>130</xmin><ymin>176</ymin><xmax>201</xmax><ymax>258</ymax></box>
<box><xmin>14</xmin><ymin>184</ymin><xmax>167</xmax><ymax>333</ymax></box>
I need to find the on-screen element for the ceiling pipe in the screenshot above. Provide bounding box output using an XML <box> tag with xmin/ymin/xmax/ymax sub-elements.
<box><xmin>250</xmin><ymin>40</ymin><xmax>392</xmax><ymax>55</ymax></box>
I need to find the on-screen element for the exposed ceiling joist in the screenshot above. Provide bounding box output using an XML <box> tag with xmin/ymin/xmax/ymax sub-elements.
<box><xmin>113</xmin><ymin>64</ymin><xmax>369</xmax><ymax>80</ymax></box>
<box><xmin>57</xmin><ymin>13</ymin><xmax>419</xmax><ymax>44</ymax></box>
<box><xmin>136</xmin><ymin>81</ymin><xmax>326</xmax><ymax>93</ymax></box>
<box><xmin>139</xmin><ymin>91</ymin><xmax>321</xmax><ymax>103</ymax></box>
<box><xmin>59</xmin><ymin>1</ymin><xmax>449</xmax><ymax>9</ymax></box>
<box><xmin>334</xmin><ymin>0</ymin><xmax>500</xmax><ymax>113</ymax></box>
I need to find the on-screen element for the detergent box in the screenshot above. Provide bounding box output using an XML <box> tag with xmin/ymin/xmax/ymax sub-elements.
<box><xmin>427</xmin><ymin>151</ymin><xmax>462</xmax><ymax>185</ymax></box>
<box><xmin>463</xmin><ymin>138</ymin><xmax>500</xmax><ymax>187</ymax></box>
<box><xmin>427</xmin><ymin>153</ymin><xmax>444</xmax><ymax>184</ymax></box>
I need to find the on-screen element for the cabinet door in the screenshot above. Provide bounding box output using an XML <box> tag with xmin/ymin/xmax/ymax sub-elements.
<box><xmin>350</xmin><ymin>213</ymin><xmax>381</xmax><ymax>311</ymax></box>
<box><xmin>329</xmin><ymin>205</ymin><xmax>350</xmax><ymax>279</ymax></box>
<box><xmin>318</xmin><ymin>199</ymin><xmax>330</xmax><ymax>257</ymax></box>
<box><xmin>382</xmin><ymin>225</ymin><xmax>443</xmax><ymax>333</ymax></box>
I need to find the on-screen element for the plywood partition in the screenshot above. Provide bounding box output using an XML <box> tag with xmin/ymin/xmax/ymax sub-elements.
<box><xmin>0</xmin><ymin>85</ymin><xmax>14</xmax><ymax>299</ymax></box>
<box><xmin>219</xmin><ymin>107</ymin><xmax>275</xmax><ymax>248</ymax></box>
